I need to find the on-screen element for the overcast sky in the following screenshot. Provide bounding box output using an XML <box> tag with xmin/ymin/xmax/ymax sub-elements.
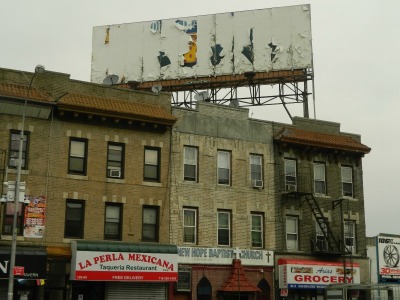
<box><xmin>1</xmin><ymin>0</ymin><xmax>398</xmax><ymax>237</ymax></box>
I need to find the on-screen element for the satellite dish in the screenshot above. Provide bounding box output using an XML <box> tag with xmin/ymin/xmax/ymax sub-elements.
<box><xmin>194</xmin><ymin>91</ymin><xmax>209</xmax><ymax>101</ymax></box>
<box><xmin>229</xmin><ymin>99</ymin><xmax>239</xmax><ymax>108</ymax></box>
<box><xmin>103</xmin><ymin>74</ymin><xmax>119</xmax><ymax>86</ymax></box>
<box><xmin>151</xmin><ymin>85</ymin><xmax>162</xmax><ymax>94</ymax></box>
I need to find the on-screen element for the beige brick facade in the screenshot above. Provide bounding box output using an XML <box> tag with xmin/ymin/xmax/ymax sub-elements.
<box><xmin>0</xmin><ymin>68</ymin><xmax>174</xmax><ymax>249</ymax></box>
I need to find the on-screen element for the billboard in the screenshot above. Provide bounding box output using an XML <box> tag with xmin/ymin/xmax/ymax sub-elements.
<box><xmin>377</xmin><ymin>235</ymin><xmax>400</xmax><ymax>282</ymax></box>
<box><xmin>91</xmin><ymin>5</ymin><xmax>312</xmax><ymax>84</ymax></box>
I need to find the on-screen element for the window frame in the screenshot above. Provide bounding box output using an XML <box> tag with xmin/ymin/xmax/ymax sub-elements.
<box><xmin>341</xmin><ymin>166</ymin><xmax>353</xmax><ymax>197</ymax></box>
<box><xmin>251</xmin><ymin>213</ymin><xmax>264</xmax><ymax>248</ymax></box>
<box><xmin>144</xmin><ymin>147</ymin><xmax>161</xmax><ymax>182</ymax></box>
<box><xmin>64</xmin><ymin>200</ymin><xmax>85</xmax><ymax>239</ymax></box>
<box><xmin>8</xmin><ymin>130</ymin><xmax>30</xmax><ymax>170</ymax></box>
<box><xmin>217</xmin><ymin>210</ymin><xmax>231</xmax><ymax>246</ymax></box>
<box><xmin>344</xmin><ymin>220</ymin><xmax>356</xmax><ymax>254</ymax></box>
<box><xmin>314</xmin><ymin>162</ymin><xmax>326</xmax><ymax>195</ymax></box>
<box><xmin>104</xmin><ymin>203</ymin><xmax>123</xmax><ymax>240</ymax></box>
<box><xmin>250</xmin><ymin>154</ymin><xmax>263</xmax><ymax>182</ymax></box>
<box><xmin>106</xmin><ymin>142</ymin><xmax>125</xmax><ymax>179</ymax></box>
<box><xmin>68</xmin><ymin>138</ymin><xmax>88</xmax><ymax>175</ymax></box>
<box><xmin>142</xmin><ymin>205</ymin><xmax>159</xmax><ymax>242</ymax></box>
<box><xmin>286</xmin><ymin>215</ymin><xmax>299</xmax><ymax>250</ymax></box>
<box><xmin>315</xmin><ymin>220</ymin><xmax>328</xmax><ymax>251</ymax></box>
<box><xmin>2</xmin><ymin>202</ymin><xmax>24</xmax><ymax>236</ymax></box>
<box><xmin>217</xmin><ymin>150</ymin><xmax>231</xmax><ymax>185</ymax></box>
<box><xmin>183</xmin><ymin>207</ymin><xmax>197</xmax><ymax>244</ymax></box>
<box><xmin>284</xmin><ymin>158</ymin><xmax>297</xmax><ymax>191</ymax></box>
<box><xmin>184</xmin><ymin>146</ymin><xmax>198</xmax><ymax>182</ymax></box>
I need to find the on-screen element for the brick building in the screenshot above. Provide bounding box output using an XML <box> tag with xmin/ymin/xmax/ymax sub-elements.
<box><xmin>169</xmin><ymin>102</ymin><xmax>371</xmax><ymax>300</ymax></box>
<box><xmin>0</xmin><ymin>67</ymin><xmax>372</xmax><ymax>300</ymax></box>
<box><xmin>0</xmin><ymin>67</ymin><xmax>177</xmax><ymax>300</ymax></box>
<box><xmin>170</xmin><ymin>102</ymin><xmax>277</xmax><ymax>300</ymax></box>
<box><xmin>273</xmin><ymin>117</ymin><xmax>371</xmax><ymax>300</ymax></box>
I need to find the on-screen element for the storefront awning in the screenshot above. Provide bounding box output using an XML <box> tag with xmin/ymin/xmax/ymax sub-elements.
<box><xmin>74</xmin><ymin>240</ymin><xmax>177</xmax><ymax>254</ymax></box>
<box><xmin>219</xmin><ymin>259</ymin><xmax>261</xmax><ymax>293</ymax></box>
<box><xmin>278</xmin><ymin>258</ymin><xmax>360</xmax><ymax>289</ymax></box>
<box><xmin>70</xmin><ymin>241</ymin><xmax>178</xmax><ymax>282</ymax></box>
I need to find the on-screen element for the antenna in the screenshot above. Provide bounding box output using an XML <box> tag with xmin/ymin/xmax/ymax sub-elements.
<box><xmin>151</xmin><ymin>85</ymin><xmax>162</xmax><ymax>94</ymax></box>
<box><xmin>102</xmin><ymin>74</ymin><xmax>119</xmax><ymax>86</ymax></box>
<box><xmin>194</xmin><ymin>91</ymin><xmax>209</xmax><ymax>101</ymax></box>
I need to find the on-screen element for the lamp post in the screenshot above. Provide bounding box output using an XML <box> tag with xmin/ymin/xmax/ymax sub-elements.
<box><xmin>6</xmin><ymin>65</ymin><xmax>45</xmax><ymax>300</ymax></box>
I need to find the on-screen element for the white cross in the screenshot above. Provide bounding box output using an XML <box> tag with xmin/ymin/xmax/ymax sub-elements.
<box><xmin>233</xmin><ymin>247</ymin><xmax>241</xmax><ymax>259</ymax></box>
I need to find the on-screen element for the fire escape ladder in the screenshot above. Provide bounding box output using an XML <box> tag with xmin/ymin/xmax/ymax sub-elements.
<box><xmin>302</xmin><ymin>193</ymin><xmax>341</xmax><ymax>253</ymax></box>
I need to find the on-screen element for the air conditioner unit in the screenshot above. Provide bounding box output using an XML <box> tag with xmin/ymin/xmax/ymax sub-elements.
<box><xmin>286</xmin><ymin>184</ymin><xmax>296</xmax><ymax>192</ymax></box>
<box><xmin>252</xmin><ymin>179</ymin><xmax>263</xmax><ymax>189</ymax></box>
<box><xmin>109</xmin><ymin>169</ymin><xmax>121</xmax><ymax>178</ymax></box>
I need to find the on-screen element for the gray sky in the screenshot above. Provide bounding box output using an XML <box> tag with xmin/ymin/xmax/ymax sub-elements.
<box><xmin>1</xmin><ymin>0</ymin><xmax>398</xmax><ymax>237</ymax></box>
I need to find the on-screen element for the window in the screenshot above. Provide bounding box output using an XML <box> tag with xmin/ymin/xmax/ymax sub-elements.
<box><xmin>316</xmin><ymin>220</ymin><xmax>328</xmax><ymax>251</ymax></box>
<box><xmin>183</xmin><ymin>208</ymin><xmax>197</xmax><ymax>244</ymax></box>
<box><xmin>218</xmin><ymin>211</ymin><xmax>231</xmax><ymax>246</ymax></box>
<box><xmin>344</xmin><ymin>220</ymin><xmax>356</xmax><ymax>254</ymax></box>
<box><xmin>251</xmin><ymin>213</ymin><xmax>263</xmax><ymax>248</ymax></box>
<box><xmin>142</xmin><ymin>206</ymin><xmax>159</xmax><ymax>242</ymax></box>
<box><xmin>341</xmin><ymin>166</ymin><xmax>353</xmax><ymax>197</ymax></box>
<box><xmin>218</xmin><ymin>151</ymin><xmax>231</xmax><ymax>185</ymax></box>
<box><xmin>8</xmin><ymin>130</ymin><xmax>29</xmax><ymax>169</ymax></box>
<box><xmin>144</xmin><ymin>147</ymin><xmax>160</xmax><ymax>182</ymax></box>
<box><xmin>250</xmin><ymin>154</ymin><xmax>263</xmax><ymax>186</ymax></box>
<box><xmin>104</xmin><ymin>203</ymin><xmax>122</xmax><ymax>240</ymax></box>
<box><xmin>314</xmin><ymin>163</ymin><xmax>326</xmax><ymax>195</ymax></box>
<box><xmin>107</xmin><ymin>143</ymin><xmax>124</xmax><ymax>179</ymax></box>
<box><xmin>184</xmin><ymin>146</ymin><xmax>198</xmax><ymax>182</ymax></box>
<box><xmin>284</xmin><ymin>159</ymin><xmax>296</xmax><ymax>191</ymax></box>
<box><xmin>65</xmin><ymin>200</ymin><xmax>84</xmax><ymax>238</ymax></box>
<box><xmin>68</xmin><ymin>138</ymin><xmax>88</xmax><ymax>175</ymax></box>
<box><xmin>3</xmin><ymin>203</ymin><xmax>24</xmax><ymax>235</ymax></box>
<box><xmin>286</xmin><ymin>215</ymin><xmax>298</xmax><ymax>250</ymax></box>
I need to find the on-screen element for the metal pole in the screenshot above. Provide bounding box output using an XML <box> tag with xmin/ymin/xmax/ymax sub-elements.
<box><xmin>7</xmin><ymin>99</ymin><xmax>26</xmax><ymax>300</ymax></box>
<box><xmin>7</xmin><ymin>66</ymin><xmax>44</xmax><ymax>300</ymax></box>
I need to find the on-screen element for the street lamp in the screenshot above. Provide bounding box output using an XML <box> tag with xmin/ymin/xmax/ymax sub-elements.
<box><xmin>7</xmin><ymin>65</ymin><xmax>45</xmax><ymax>300</ymax></box>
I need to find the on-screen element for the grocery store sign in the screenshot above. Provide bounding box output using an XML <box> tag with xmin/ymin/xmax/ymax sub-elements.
<box><xmin>278</xmin><ymin>259</ymin><xmax>360</xmax><ymax>289</ymax></box>
<box><xmin>177</xmin><ymin>246</ymin><xmax>273</xmax><ymax>266</ymax></box>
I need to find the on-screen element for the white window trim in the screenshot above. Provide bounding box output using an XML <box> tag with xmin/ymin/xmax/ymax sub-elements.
<box><xmin>284</xmin><ymin>159</ymin><xmax>297</xmax><ymax>191</ymax></box>
<box><xmin>217</xmin><ymin>151</ymin><xmax>231</xmax><ymax>185</ymax></box>
<box><xmin>341</xmin><ymin>166</ymin><xmax>353</xmax><ymax>198</ymax></box>
<box><xmin>344</xmin><ymin>220</ymin><xmax>356</xmax><ymax>254</ymax></box>
<box><xmin>314</xmin><ymin>163</ymin><xmax>326</xmax><ymax>195</ymax></box>
<box><xmin>217</xmin><ymin>211</ymin><xmax>231</xmax><ymax>246</ymax></box>
<box><xmin>315</xmin><ymin>221</ymin><xmax>328</xmax><ymax>251</ymax></box>
<box><xmin>183</xmin><ymin>208</ymin><xmax>197</xmax><ymax>244</ymax></box>
<box><xmin>250</xmin><ymin>154</ymin><xmax>263</xmax><ymax>181</ymax></box>
<box><xmin>251</xmin><ymin>213</ymin><xmax>263</xmax><ymax>248</ymax></box>
<box><xmin>184</xmin><ymin>146</ymin><xmax>198</xmax><ymax>182</ymax></box>
<box><xmin>286</xmin><ymin>215</ymin><xmax>299</xmax><ymax>250</ymax></box>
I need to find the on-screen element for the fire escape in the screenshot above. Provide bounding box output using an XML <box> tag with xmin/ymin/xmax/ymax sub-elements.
<box><xmin>282</xmin><ymin>172</ymin><xmax>349</xmax><ymax>256</ymax></box>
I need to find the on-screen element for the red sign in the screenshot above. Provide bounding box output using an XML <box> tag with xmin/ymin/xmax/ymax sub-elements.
<box><xmin>75</xmin><ymin>270</ymin><xmax>177</xmax><ymax>281</ymax></box>
<box><xmin>72</xmin><ymin>250</ymin><xmax>178</xmax><ymax>282</ymax></box>
<box><xmin>13</xmin><ymin>266</ymin><xmax>24</xmax><ymax>276</ymax></box>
